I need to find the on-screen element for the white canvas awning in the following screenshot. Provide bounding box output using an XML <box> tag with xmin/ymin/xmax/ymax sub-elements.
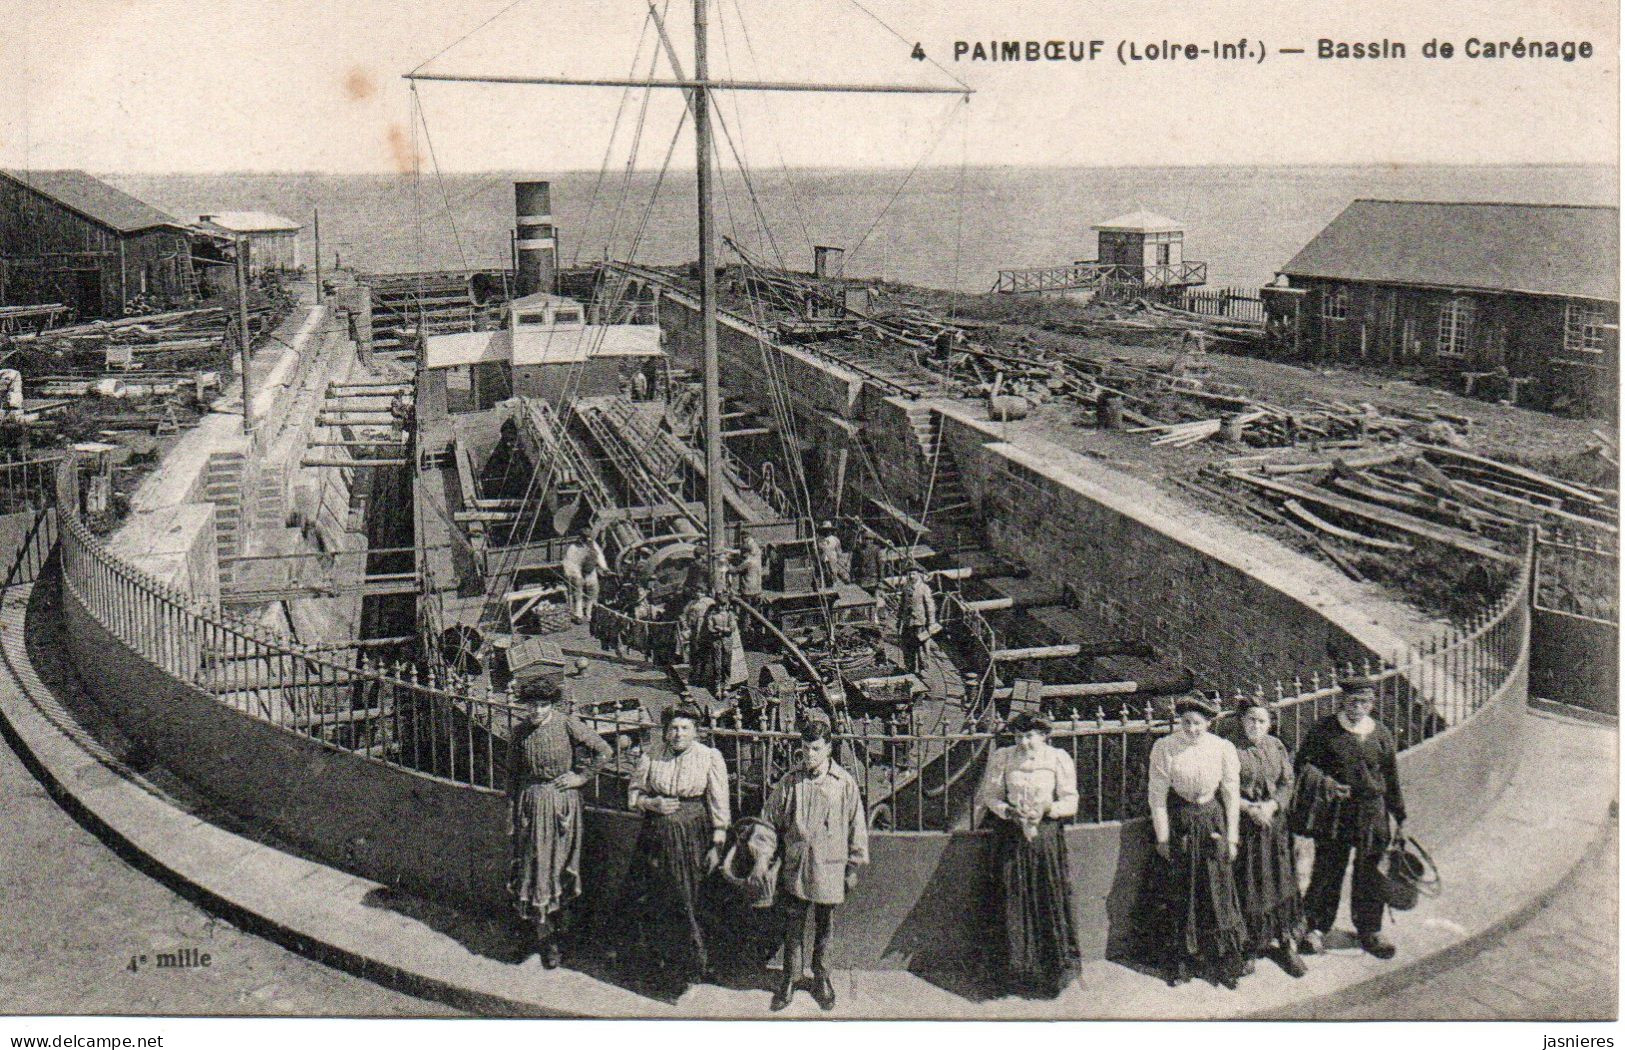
<box><xmin>422</xmin><ymin>324</ymin><xmax>661</xmax><ymax>370</ymax></box>
<box><xmin>422</xmin><ymin>330</ymin><xmax>508</xmax><ymax>369</ymax></box>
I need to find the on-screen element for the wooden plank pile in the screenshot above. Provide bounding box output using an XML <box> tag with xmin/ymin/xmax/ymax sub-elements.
<box><xmin>7</xmin><ymin>303</ymin><xmax>272</xmax><ymax>376</ymax></box>
<box><xmin>1208</xmin><ymin>441</ymin><xmax>1617</xmax><ymax>572</ymax></box>
<box><xmin>1047</xmin><ymin>297</ymin><xmax>1266</xmax><ymax>347</ymax></box>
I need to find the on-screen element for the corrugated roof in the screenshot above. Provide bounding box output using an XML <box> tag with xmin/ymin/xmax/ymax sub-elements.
<box><xmin>1281</xmin><ymin>199</ymin><xmax>1619</xmax><ymax>303</ymax></box>
<box><xmin>198</xmin><ymin>211</ymin><xmax>302</xmax><ymax>233</ymax></box>
<box><xmin>1092</xmin><ymin>209</ymin><xmax>1183</xmax><ymax>233</ymax></box>
<box><xmin>0</xmin><ymin>169</ymin><xmax>184</xmax><ymax>233</ymax></box>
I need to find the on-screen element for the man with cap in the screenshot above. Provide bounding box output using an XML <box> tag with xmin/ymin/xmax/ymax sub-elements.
<box><xmin>1294</xmin><ymin>679</ymin><xmax>1407</xmax><ymax>960</ymax></box>
<box><xmin>897</xmin><ymin>568</ymin><xmax>938</xmax><ymax>674</ymax></box>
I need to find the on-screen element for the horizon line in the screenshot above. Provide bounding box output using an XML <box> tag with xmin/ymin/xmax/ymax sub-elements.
<box><xmin>69</xmin><ymin>160</ymin><xmax>1622</xmax><ymax>179</ymax></box>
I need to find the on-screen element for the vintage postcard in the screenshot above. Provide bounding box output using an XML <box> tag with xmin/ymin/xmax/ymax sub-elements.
<box><xmin>0</xmin><ymin>0</ymin><xmax>1616</xmax><ymax>1040</ymax></box>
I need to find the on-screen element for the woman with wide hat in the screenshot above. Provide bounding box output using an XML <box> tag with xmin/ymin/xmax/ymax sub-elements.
<box><xmin>1145</xmin><ymin>692</ymin><xmax>1249</xmax><ymax>988</ymax></box>
<box><xmin>974</xmin><ymin>712</ymin><xmax>1083</xmax><ymax>997</ymax></box>
<box><xmin>507</xmin><ymin>674</ymin><xmax>613</xmax><ymax>968</ymax></box>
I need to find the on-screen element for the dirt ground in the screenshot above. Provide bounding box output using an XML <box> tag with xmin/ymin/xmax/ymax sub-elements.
<box><xmin>863</xmin><ymin>290</ymin><xmax>1615</xmax><ymax>624</ymax></box>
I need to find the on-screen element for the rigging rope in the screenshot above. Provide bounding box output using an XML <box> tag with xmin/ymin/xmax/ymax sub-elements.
<box><xmin>835</xmin><ymin>0</ymin><xmax>972</xmax><ymax>92</ymax></box>
<box><xmin>573</xmin><ymin>5</ymin><xmax>660</xmax><ymax>267</ymax></box>
<box><xmin>410</xmin><ymin>0</ymin><xmax>540</xmax><ymax>75</ymax></box>
<box><xmin>473</xmin><ymin>41</ymin><xmax>681</xmax><ymax>630</ymax></box>
<box><xmin>726</xmin><ymin>0</ymin><xmax>816</xmax><ymax>266</ymax></box>
<box><xmin>412</xmin><ymin>92</ymin><xmax>474</xmax><ymax>279</ymax></box>
<box><xmin>949</xmin><ymin>95</ymin><xmax>970</xmax><ymax>319</ymax></box>
<box><xmin>842</xmin><ymin>92</ymin><xmax>963</xmax><ymax>271</ymax></box>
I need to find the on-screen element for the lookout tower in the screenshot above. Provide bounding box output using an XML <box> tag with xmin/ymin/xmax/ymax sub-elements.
<box><xmin>992</xmin><ymin>207</ymin><xmax>1207</xmax><ymax>295</ymax></box>
<box><xmin>1090</xmin><ymin>210</ymin><xmax>1186</xmax><ymax>273</ymax></box>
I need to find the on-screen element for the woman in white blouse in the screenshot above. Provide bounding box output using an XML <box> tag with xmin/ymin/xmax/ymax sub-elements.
<box><xmin>1145</xmin><ymin>693</ymin><xmax>1249</xmax><ymax>989</ymax></box>
<box><xmin>616</xmin><ymin>702</ymin><xmax>731</xmax><ymax>993</ymax></box>
<box><xmin>974</xmin><ymin>713</ymin><xmax>1083</xmax><ymax>998</ymax></box>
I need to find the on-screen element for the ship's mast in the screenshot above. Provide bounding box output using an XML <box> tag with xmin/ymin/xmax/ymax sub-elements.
<box><xmin>692</xmin><ymin>0</ymin><xmax>725</xmax><ymax>593</ymax></box>
<box><xmin>404</xmin><ymin>17</ymin><xmax>968</xmax><ymax>600</ymax></box>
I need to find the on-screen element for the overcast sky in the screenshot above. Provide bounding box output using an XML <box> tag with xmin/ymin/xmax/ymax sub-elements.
<box><xmin>0</xmin><ymin>0</ymin><xmax>1616</xmax><ymax>173</ymax></box>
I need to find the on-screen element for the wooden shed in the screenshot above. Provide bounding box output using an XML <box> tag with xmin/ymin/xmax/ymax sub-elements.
<box><xmin>1267</xmin><ymin>199</ymin><xmax>1620</xmax><ymax>416</ymax></box>
<box><xmin>197</xmin><ymin>212</ymin><xmax>302</xmax><ymax>272</ymax></box>
<box><xmin>0</xmin><ymin>169</ymin><xmax>199</xmax><ymax>319</ymax></box>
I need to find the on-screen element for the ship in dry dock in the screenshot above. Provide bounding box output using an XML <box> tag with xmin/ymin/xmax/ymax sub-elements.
<box><xmin>348</xmin><ymin>178</ymin><xmax>1204</xmax><ymax>833</ymax></box>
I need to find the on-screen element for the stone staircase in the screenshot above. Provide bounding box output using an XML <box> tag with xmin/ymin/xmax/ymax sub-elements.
<box><xmin>202</xmin><ymin>452</ymin><xmax>247</xmax><ymax>579</ymax></box>
<box><xmin>905</xmin><ymin>405</ymin><xmax>981</xmax><ymax>553</ymax></box>
<box><xmin>253</xmin><ymin>468</ymin><xmax>286</xmax><ymax>535</ymax></box>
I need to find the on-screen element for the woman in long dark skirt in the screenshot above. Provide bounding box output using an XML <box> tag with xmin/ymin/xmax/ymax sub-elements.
<box><xmin>1231</xmin><ymin>699</ymin><xmax>1307</xmax><ymax>978</ymax></box>
<box><xmin>1146</xmin><ymin>693</ymin><xmax>1250</xmax><ymax>989</ymax></box>
<box><xmin>507</xmin><ymin>675</ymin><xmax>613</xmax><ymax>968</ymax></box>
<box><xmin>974</xmin><ymin>713</ymin><xmax>1083</xmax><ymax>998</ymax></box>
<box><xmin>617</xmin><ymin>702</ymin><xmax>731</xmax><ymax>991</ymax></box>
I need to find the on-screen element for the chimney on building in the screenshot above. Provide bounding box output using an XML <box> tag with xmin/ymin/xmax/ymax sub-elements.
<box><xmin>813</xmin><ymin>245</ymin><xmax>844</xmax><ymax>279</ymax></box>
<box><xmin>514</xmin><ymin>182</ymin><xmax>556</xmax><ymax>297</ymax></box>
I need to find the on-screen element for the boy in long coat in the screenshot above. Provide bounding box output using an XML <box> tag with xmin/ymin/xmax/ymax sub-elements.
<box><xmin>761</xmin><ymin>720</ymin><xmax>868</xmax><ymax>1011</ymax></box>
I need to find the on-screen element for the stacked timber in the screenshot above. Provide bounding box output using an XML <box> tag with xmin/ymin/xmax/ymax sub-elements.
<box><xmin>1048</xmin><ymin>297</ymin><xmax>1265</xmax><ymax>346</ymax></box>
<box><xmin>1208</xmin><ymin>441</ymin><xmax>1617</xmax><ymax>571</ymax></box>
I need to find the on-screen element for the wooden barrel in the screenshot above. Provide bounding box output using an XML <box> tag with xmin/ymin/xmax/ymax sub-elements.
<box><xmin>1096</xmin><ymin>393</ymin><xmax>1124</xmax><ymax>429</ymax></box>
<box><xmin>988</xmin><ymin>394</ymin><xmax>1030</xmax><ymax>421</ymax></box>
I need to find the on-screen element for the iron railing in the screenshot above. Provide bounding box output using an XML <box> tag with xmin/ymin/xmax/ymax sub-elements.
<box><xmin>30</xmin><ymin>455</ymin><xmax>1534</xmax><ymax>831</ymax></box>
<box><xmin>0</xmin><ymin>455</ymin><xmax>63</xmax><ymax>516</ymax></box>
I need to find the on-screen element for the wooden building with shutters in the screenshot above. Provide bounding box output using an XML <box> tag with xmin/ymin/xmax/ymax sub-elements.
<box><xmin>1264</xmin><ymin>199</ymin><xmax>1619</xmax><ymax>416</ymax></box>
<box><xmin>0</xmin><ymin>169</ymin><xmax>199</xmax><ymax>319</ymax></box>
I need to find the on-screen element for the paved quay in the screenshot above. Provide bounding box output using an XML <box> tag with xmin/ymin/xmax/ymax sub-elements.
<box><xmin>1316</xmin><ymin>819</ymin><xmax>1618</xmax><ymax>1021</ymax></box>
<box><xmin>0</xmin><ymin>581</ymin><xmax>452</xmax><ymax>1016</ymax></box>
<box><xmin>0</xmin><ymin>572</ymin><xmax>1615</xmax><ymax>1019</ymax></box>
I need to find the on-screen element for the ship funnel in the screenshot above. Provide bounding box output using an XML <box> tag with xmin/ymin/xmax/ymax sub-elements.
<box><xmin>515</xmin><ymin>181</ymin><xmax>556</xmax><ymax>297</ymax></box>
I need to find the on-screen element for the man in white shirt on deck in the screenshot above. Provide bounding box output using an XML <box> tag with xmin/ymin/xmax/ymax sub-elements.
<box><xmin>561</xmin><ymin>531</ymin><xmax>607</xmax><ymax>623</ymax></box>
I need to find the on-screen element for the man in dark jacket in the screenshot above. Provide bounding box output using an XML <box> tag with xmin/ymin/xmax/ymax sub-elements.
<box><xmin>1295</xmin><ymin>680</ymin><xmax>1406</xmax><ymax>960</ymax></box>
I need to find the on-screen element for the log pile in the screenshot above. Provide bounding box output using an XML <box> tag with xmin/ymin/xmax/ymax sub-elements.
<box><xmin>1206</xmin><ymin>442</ymin><xmax>1617</xmax><ymax>574</ymax></box>
<box><xmin>1047</xmin><ymin>297</ymin><xmax>1265</xmax><ymax>347</ymax></box>
<box><xmin>7</xmin><ymin>302</ymin><xmax>272</xmax><ymax>375</ymax></box>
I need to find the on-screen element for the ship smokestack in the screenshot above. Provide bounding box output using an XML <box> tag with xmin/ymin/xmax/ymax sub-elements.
<box><xmin>514</xmin><ymin>181</ymin><xmax>556</xmax><ymax>297</ymax></box>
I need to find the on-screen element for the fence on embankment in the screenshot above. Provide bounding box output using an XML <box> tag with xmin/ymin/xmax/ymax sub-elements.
<box><xmin>1175</xmin><ymin>287</ymin><xmax>1267</xmax><ymax>324</ymax></box>
<box><xmin>12</xmin><ymin>453</ymin><xmax>1536</xmax><ymax>832</ymax></box>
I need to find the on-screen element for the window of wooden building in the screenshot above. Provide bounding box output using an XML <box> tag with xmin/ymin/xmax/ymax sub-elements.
<box><xmin>1437</xmin><ymin>297</ymin><xmax>1474</xmax><ymax>358</ymax></box>
<box><xmin>1564</xmin><ymin>302</ymin><xmax>1611</xmax><ymax>354</ymax></box>
<box><xmin>1321</xmin><ymin>287</ymin><xmax>1349</xmax><ymax>320</ymax></box>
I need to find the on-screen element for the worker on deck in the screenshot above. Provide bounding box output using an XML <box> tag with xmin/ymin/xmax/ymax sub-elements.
<box><xmin>732</xmin><ymin>535</ymin><xmax>765</xmax><ymax>602</ymax></box>
<box><xmin>898</xmin><ymin>568</ymin><xmax>938</xmax><ymax>673</ymax></box>
<box><xmin>680</xmin><ymin>591</ymin><xmax>717</xmax><ymax>684</ymax></box>
<box><xmin>684</xmin><ymin>541</ymin><xmax>711</xmax><ymax>599</ymax></box>
<box><xmin>817</xmin><ymin>521</ymin><xmax>848</xmax><ymax>584</ymax></box>
<box><xmin>849</xmin><ymin>529</ymin><xmax>881</xmax><ymax>589</ymax></box>
<box><xmin>703</xmin><ymin>593</ymin><xmax>747</xmax><ymax>701</ymax></box>
<box><xmin>562</xmin><ymin>531</ymin><xmax>607</xmax><ymax>624</ymax></box>
<box><xmin>389</xmin><ymin>390</ymin><xmax>413</xmax><ymax>432</ymax></box>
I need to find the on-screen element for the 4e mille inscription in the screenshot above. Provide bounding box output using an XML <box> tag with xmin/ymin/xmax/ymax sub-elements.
<box><xmin>126</xmin><ymin>948</ymin><xmax>212</xmax><ymax>972</ymax></box>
